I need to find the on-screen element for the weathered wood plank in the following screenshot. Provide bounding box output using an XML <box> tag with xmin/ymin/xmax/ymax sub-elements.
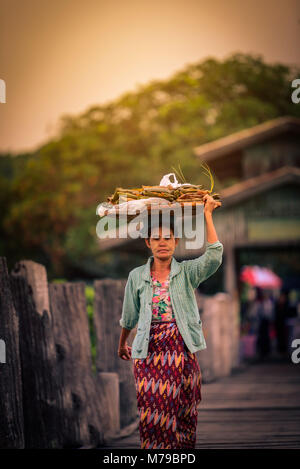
<box><xmin>0</xmin><ymin>257</ymin><xmax>24</xmax><ymax>448</ymax></box>
<box><xmin>98</xmin><ymin>372</ymin><xmax>121</xmax><ymax>440</ymax></box>
<box><xmin>49</xmin><ymin>281</ymin><xmax>108</xmax><ymax>448</ymax></box>
<box><xmin>93</xmin><ymin>279</ymin><xmax>138</xmax><ymax>428</ymax></box>
<box><xmin>10</xmin><ymin>260</ymin><xmax>63</xmax><ymax>448</ymax></box>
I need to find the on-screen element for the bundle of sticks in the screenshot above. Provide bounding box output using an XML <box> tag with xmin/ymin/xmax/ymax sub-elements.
<box><xmin>107</xmin><ymin>183</ymin><xmax>221</xmax><ymax>205</ymax></box>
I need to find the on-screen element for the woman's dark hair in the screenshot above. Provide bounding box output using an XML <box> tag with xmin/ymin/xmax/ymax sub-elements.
<box><xmin>143</xmin><ymin>213</ymin><xmax>176</xmax><ymax>239</ymax></box>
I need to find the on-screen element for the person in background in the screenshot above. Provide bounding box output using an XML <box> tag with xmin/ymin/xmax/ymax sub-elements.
<box><xmin>274</xmin><ymin>290</ymin><xmax>289</xmax><ymax>357</ymax></box>
<box><xmin>240</xmin><ymin>282</ymin><xmax>251</xmax><ymax>329</ymax></box>
<box><xmin>252</xmin><ymin>287</ymin><xmax>274</xmax><ymax>360</ymax></box>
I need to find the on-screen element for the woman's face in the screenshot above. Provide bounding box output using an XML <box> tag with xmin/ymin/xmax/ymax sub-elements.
<box><xmin>145</xmin><ymin>226</ymin><xmax>179</xmax><ymax>260</ymax></box>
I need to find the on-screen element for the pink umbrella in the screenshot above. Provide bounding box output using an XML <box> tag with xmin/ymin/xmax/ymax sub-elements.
<box><xmin>240</xmin><ymin>265</ymin><xmax>282</xmax><ymax>289</ymax></box>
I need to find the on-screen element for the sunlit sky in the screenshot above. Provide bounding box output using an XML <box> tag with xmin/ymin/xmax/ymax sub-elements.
<box><xmin>0</xmin><ymin>0</ymin><xmax>299</xmax><ymax>153</ymax></box>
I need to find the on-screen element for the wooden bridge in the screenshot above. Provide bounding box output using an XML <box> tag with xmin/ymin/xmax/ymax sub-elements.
<box><xmin>101</xmin><ymin>358</ymin><xmax>300</xmax><ymax>449</ymax></box>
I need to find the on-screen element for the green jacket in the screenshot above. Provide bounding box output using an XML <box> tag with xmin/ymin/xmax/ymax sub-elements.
<box><xmin>119</xmin><ymin>240</ymin><xmax>223</xmax><ymax>359</ymax></box>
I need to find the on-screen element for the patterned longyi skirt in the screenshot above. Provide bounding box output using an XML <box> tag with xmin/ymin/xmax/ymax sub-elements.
<box><xmin>132</xmin><ymin>319</ymin><xmax>202</xmax><ymax>449</ymax></box>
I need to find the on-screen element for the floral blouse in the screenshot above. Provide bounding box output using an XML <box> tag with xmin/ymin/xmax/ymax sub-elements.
<box><xmin>150</xmin><ymin>271</ymin><xmax>175</xmax><ymax>322</ymax></box>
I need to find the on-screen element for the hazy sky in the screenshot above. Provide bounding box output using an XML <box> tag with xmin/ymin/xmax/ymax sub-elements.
<box><xmin>0</xmin><ymin>0</ymin><xmax>299</xmax><ymax>153</ymax></box>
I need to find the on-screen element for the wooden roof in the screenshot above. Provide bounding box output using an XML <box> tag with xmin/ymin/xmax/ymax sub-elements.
<box><xmin>220</xmin><ymin>165</ymin><xmax>300</xmax><ymax>208</ymax></box>
<box><xmin>193</xmin><ymin>116</ymin><xmax>300</xmax><ymax>162</ymax></box>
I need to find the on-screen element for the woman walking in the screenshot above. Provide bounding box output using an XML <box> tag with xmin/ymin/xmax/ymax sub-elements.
<box><xmin>118</xmin><ymin>194</ymin><xmax>223</xmax><ymax>449</ymax></box>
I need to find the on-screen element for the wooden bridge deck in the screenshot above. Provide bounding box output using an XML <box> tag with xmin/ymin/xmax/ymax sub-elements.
<box><xmin>101</xmin><ymin>358</ymin><xmax>300</xmax><ymax>449</ymax></box>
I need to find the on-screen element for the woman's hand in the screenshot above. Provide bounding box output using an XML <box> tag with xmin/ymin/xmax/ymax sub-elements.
<box><xmin>203</xmin><ymin>194</ymin><xmax>221</xmax><ymax>214</ymax></box>
<box><xmin>118</xmin><ymin>342</ymin><xmax>132</xmax><ymax>360</ymax></box>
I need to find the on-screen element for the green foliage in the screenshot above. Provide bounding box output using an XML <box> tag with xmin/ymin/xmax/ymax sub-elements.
<box><xmin>1</xmin><ymin>53</ymin><xmax>299</xmax><ymax>277</ymax></box>
<box><xmin>52</xmin><ymin>278</ymin><xmax>68</xmax><ymax>284</ymax></box>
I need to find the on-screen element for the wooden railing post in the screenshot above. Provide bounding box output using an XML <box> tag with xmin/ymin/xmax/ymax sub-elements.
<box><xmin>0</xmin><ymin>257</ymin><xmax>24</xmax><ymax>448</ymax></box>
<box><xmin>49</xmin><ymin>281</ymin><xmax>108</xmax><ymax>447</ymax></box>
<box><xmin>10</xmin><ymin>260</ymin><xmax>63</xmax><ymax>448</ymax></box>
<box><xmin>93</xmin><ymin>278</ymin><xmax>138</xmax><ymax>429</ymax></box>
